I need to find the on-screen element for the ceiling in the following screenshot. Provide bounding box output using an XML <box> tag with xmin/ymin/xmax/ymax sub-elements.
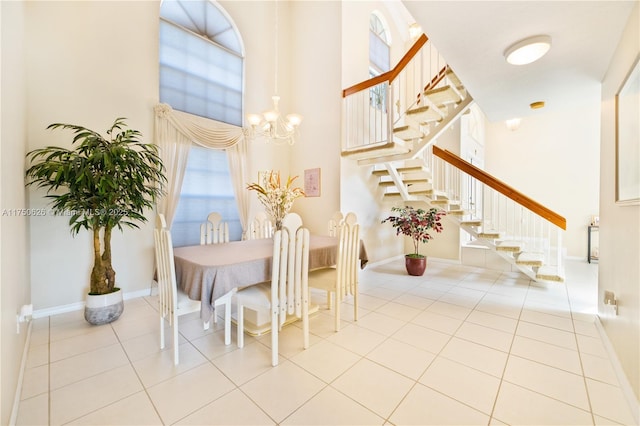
<box><xmin>400</xmin><ymin>1</ymin><xmax>637</xmax><ymax>122</ymax></box>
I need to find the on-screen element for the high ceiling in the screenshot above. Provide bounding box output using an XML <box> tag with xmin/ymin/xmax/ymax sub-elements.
<box><xmin>401</xmin><ymin>1</ymin><xmax>637</xmax><ymax>122</ymax></box>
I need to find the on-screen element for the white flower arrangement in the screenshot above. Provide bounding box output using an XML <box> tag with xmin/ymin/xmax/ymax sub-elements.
<box><xmin>247</xmin><ymin>171</ymin><xmax>305</xmax><ymax>229</ymax></box>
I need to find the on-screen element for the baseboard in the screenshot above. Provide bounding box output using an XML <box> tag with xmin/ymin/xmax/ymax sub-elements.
<box><xmin>364</xmin><ymin>255</ymin><xmax>404</xmax><ymax>268</ymax></box>
<box><xmin>32</xmin><ymin>288</ymin><xmax>151</xmax><ymax>319</ymax></box>
<box><xmin>9</xmin><ymin>320</ymin><xmax>32</xmax><ymax>425</ymax></box>
<box><xmin>428</xmin><ymin>256</ymin><xmax>462</xmax><ymax>265</ymax></box>
<box><xmin>367</xmin><ymin>255</ymin><xmax>461</xmax><ymax>269</ymax></box>
<box><xmin>595</xmin><ymin>315</ymin><xmax>640</xmax><ymax>424</ymax></box>
<box><xmin>10</xmin><ymin>289</ymin><xmax>153</xmax><ymax>420</ymax></box>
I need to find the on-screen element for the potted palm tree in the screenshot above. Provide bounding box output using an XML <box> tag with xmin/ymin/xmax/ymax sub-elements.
<box><xmin>26</xmin><ymin>118</ymin><xmax>166</xmax><ymax>324</ymax></box>
<box><xmin>382</xmin><ymin>205</ymin><xmax>446</xmax><ymax>276</ymax></box>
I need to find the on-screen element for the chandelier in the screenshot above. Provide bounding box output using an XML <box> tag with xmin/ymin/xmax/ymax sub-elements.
<box><xmin>246</xmin><ymin>96</ymin><xmax>302</xmax><ymax>146</ymax></box>
<box><xmin>245</xmin><ymin>0</ymin><xmax>302</xmax><ymax>145</ymax></box>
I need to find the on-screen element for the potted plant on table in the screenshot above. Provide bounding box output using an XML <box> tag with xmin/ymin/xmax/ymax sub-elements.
<box><xmin>382</xmin><ymin>205</ymin><xmax>446</xmax><ymax>276</ymax></box>
<box><xmin>25</xmin><ymin>118</ymin><xmax>166</xmax><ymax>325</ymax></box>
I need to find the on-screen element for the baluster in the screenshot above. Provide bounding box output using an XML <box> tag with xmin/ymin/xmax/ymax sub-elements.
<box><xmin>386</xmin><ymin>82</ymin><xmax>392</xmax><ymax>144</ymax></box>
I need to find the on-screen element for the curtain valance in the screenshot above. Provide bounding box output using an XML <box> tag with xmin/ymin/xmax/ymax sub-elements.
<box><xmin>153</xmin><ymin>103</ymin><xmax>246</xmax><ymax>149</ymax></box>
<box><xmin>153</xmin><ymin>103</ymin><xmax>249</xmax><ymax>233</ymax></box>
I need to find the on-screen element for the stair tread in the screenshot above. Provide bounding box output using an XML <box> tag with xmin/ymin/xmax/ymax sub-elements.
<box><xmin>424</xmin><ymin>85</ymin><xmax>462</xmax><ymax>105</ymax></box>
<box><xmin>446</xmin><ymin>69</ymin><xmax>463</xmax><ymax>89</ymax></box>
<box><xmin>395</xmin><ymin>177</ymin><xmax>428</xmax><ymax>183</ymax></box>
<box><xmin>516</xmin><ymin>252</ymin><xmax>545</xmax><ymax>266</ymax></box>
<box><xmin>478</xmin><ymin>230</ymin><xmax>502</xmax><ymax>239</ymax></box>
<box><xmin>342</xmin><ymin>141</ymin><xmax>410</xmax><ymax>160</ymax></box>
<box><xmin>398</xmin><ymin>165</ymin><xmax>426</xmax><ymax>172</ymax></box>
<box><xmin>407</xmin><ymin>183</ymin><xmax>433</xmax><ymax>189</ymax></box>
<box><xmin>384</xmin><ymin>189</ymin><xmax>433</xmax><ymax>195</ymax></box>
<box><xmin>496</xmin><ymin>241</ymin><xmax>524</xmax><ymax>252</ymax></box>
<box><xmin>374</xmin><ymin>168</ymin><xmax>426</xmax><ymax>177</ymax></box>
<box><xmin>409</xmin><ymin>188</ymin><xmax>433</xmax><ymax>195</ymax></box>
<box><xmin>406</xmin><ymin>105</ymin><xmax>445</xmax><ymax>123</ymax></box>
<box><xmin>379</xmin><ymin>178</ymin><xmax>429</xmax><ymax>187</ymax></box>
<box><xmin>461</xmin><ymin>219</ymin><xmax>482</xmax><ymax>225</ymax></box>
<box><xmin>536</xmin><ymin>266</ymin><xmax>565</xmax><ymax>282</ymax></box>
<box><xmin>393</xmin><ymin>125</ymin><xmax>424</xmax><ymax>140</ymax></box>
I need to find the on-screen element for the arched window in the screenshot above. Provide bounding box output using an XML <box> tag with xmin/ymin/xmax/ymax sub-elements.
<box><xmin>369</xmin><ymin>12</ymin><xmax>391</xmax><ymax>110</ymax></box>
<box><xmin>160</xmin><ymin>0</ymin><xmax>244</xmax><ymax>245</ymax></box>
<box><xmin>160</xmin><ymin>0</ymin><xmax>243</xmax><ymax>125</ymax></box>
<box><xmin>369</xmin><ymin>12</ymin><xmax>390</xmax><ymax>75</ymax></box>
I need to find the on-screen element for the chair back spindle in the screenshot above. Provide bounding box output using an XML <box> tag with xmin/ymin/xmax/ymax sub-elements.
<box><xmin>200</xmin><ymin>212</ymin><xmax>229</xmax><ymax>244</ymax></box>
<box><xmin>328</xmin><ymin>211</ymin><xmax>344</xmax><ymax>237</ymax></box>
<box><xmin>309</xmin><ymin>212</ymin><xmax>360</xmax><ymax>331</ymax></box>
<box><xmin>154</xmin><ymin>213</ymin><xmax>232</xmax><ymax>364</ymax></box>
<box><xmin>236</xmin><ymin>212</ymin><xmax>310</xmax><ymax>365</ymax></box>
<box><xmin>247</xmin><ymin>211</ymin><xmax>274</xmax><ymax>240</ymax></box>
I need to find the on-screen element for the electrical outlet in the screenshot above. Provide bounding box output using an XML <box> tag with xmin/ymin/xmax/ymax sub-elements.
<box><xmin>604</xmin><ymin>291</ymin><xmax>618</xmax><ymax>315</ymax></box>
<box><xmin>20</xmin><ymin>304</ymin><xmax>33</xmax><ymax>319</ymax></box>
<box><xmin>16</xmin><ymin>304</ymin><xmax>33</xmax><ymax>333</ymax></box>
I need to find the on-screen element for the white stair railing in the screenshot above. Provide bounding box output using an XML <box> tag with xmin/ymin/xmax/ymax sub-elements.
<box><xmin>343</xmin><ymin>81</ymin><xmax>391</xmax><ymax>149</ymax></box>
<box><xmin>342</xmin><ymin>34</ymin><xmax>447</xmax><ymax>152</ymax></box>
<box><xmin>431</xmin><ymin>146</ymin><xmax>566</xmax><ymax>280</ymax></box>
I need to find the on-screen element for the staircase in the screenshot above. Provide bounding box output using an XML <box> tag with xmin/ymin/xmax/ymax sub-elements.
<box><xmin>341</xmin><ymin>34</ymin><xmax>566</xmax><ymax>283</ymax></box>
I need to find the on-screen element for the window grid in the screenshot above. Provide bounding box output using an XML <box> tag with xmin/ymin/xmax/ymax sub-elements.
<box><xmin>159</xmin><ymin>0</ymin><xmax>244</xmax><ymax>246</ymax></box>
<box><xmin>369</xmin><ymin>13</ymin><xmax>390</xmax><ymax>111</ymax></box>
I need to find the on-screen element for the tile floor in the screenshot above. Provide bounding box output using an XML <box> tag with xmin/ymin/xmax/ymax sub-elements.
<box><xmin>16</xmin><ymin>259</ymin><xmax>639</xmax><ymax>425</ymax></box>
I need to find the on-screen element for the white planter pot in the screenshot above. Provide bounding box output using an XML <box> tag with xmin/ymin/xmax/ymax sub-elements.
<box><xmin>84</xmin><ymin>288</ymin><xmax>124</xmax><ymax>325</ymax></box>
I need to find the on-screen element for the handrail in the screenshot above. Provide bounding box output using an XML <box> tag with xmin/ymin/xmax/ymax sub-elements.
<box><xmin>433</xmin><ymin>146</ymin><xmax>567</xmax><ymax>230</ymax></box>
<box><xmin>342</xmin><ymin>34</ymin><xmax>428</xmax><ymax>98</ymax></box>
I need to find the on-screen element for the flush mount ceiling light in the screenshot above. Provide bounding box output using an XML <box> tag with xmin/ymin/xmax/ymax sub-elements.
<box><xmin>504</xmin><ymin>35</ymin><xmax>552</xmax><ymax>65</ymax></box>
<box><xmin>530</xmin><ymin>101</ymin><xmax>545</xmax><ymax>109</ymax></box>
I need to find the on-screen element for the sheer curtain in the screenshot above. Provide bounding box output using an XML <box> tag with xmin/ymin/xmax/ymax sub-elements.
<box><xmin>153</xmin><ymin>103</ymin><xmax>249</xmax><ymax>233</ymax></box>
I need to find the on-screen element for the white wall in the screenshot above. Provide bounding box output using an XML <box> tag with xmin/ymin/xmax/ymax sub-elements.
<box><xmin>219</xmin><ymin>1</ymin><xmax>291</xmax><ymax>226</ymax></box>
<box><xmin>598</xmin><ymin>1</ymin><xmax>640</xmax><ymax>402</ymax></box>
<box><xmin>289</xmin><ymin>0</ymin><xmax>342</xmax><ymax>235</ymax></box>
<box><xmin>1</xmin><ymin>2</ymin><xmax>30</xmax><ymax>423</ymax></box>
<box><xmin>25</xmin><ymin>1</ymin><xmax>161</xmax><ymax>310</ymax></box>
<box><xmin>220</xmin><ymin>1</ymin><xmax>341</xmax><ymax>237</ymax></box>
<box><xmin>22</xmin><ymin>0</ymin><xmax>339</xmax><ymax>312</ymax></box>
<box><xmin>484</xmin><ymin>96</ymin><xmax>601</xmax><ymax>259</ymax></box>
<box><xmin>340</xmin><ymin>1</ymin><xmax>437</xmax><ymax>264</ymax></box>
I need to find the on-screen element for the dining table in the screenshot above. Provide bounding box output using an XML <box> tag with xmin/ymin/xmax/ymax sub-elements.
<box><xmin>173</xmin><ymin>235</ymin><xmax>368</xmax><ymax>331</ymax></box>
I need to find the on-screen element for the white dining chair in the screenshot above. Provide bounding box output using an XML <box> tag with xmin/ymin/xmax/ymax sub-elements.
<box><xmin>200</xmin><ymin>212</ymin><xmax>229</xmax><ymax>244</ymax></box>
<box><xmin>328</xmin><ymin>211</ymin><xmax>344</xmax><ymax>237</ymax></box>
<box><xmin>155</xmin><ymin>215</ymin><xmax>232</xmax><ymax>365</ymax></box>
<box><xmin>235</xmin><ymin>213</ymin><xmax>310</xmax><ymax>366</ymax></box>
<box><xmin>309</xmin><ymin>212</ymin><xmax>360</xmax><ymax>331</ymax></box>
<box><xmin>247</xmin><ymin>211</ymin><xmax>274</xmax><ymax>240</ymax></box>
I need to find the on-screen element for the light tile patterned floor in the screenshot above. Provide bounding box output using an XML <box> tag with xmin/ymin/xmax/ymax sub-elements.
<box><xmin>16</xmin><ymin>259</ymin><xmax>639</xmax><ymax>425</ymax></box>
